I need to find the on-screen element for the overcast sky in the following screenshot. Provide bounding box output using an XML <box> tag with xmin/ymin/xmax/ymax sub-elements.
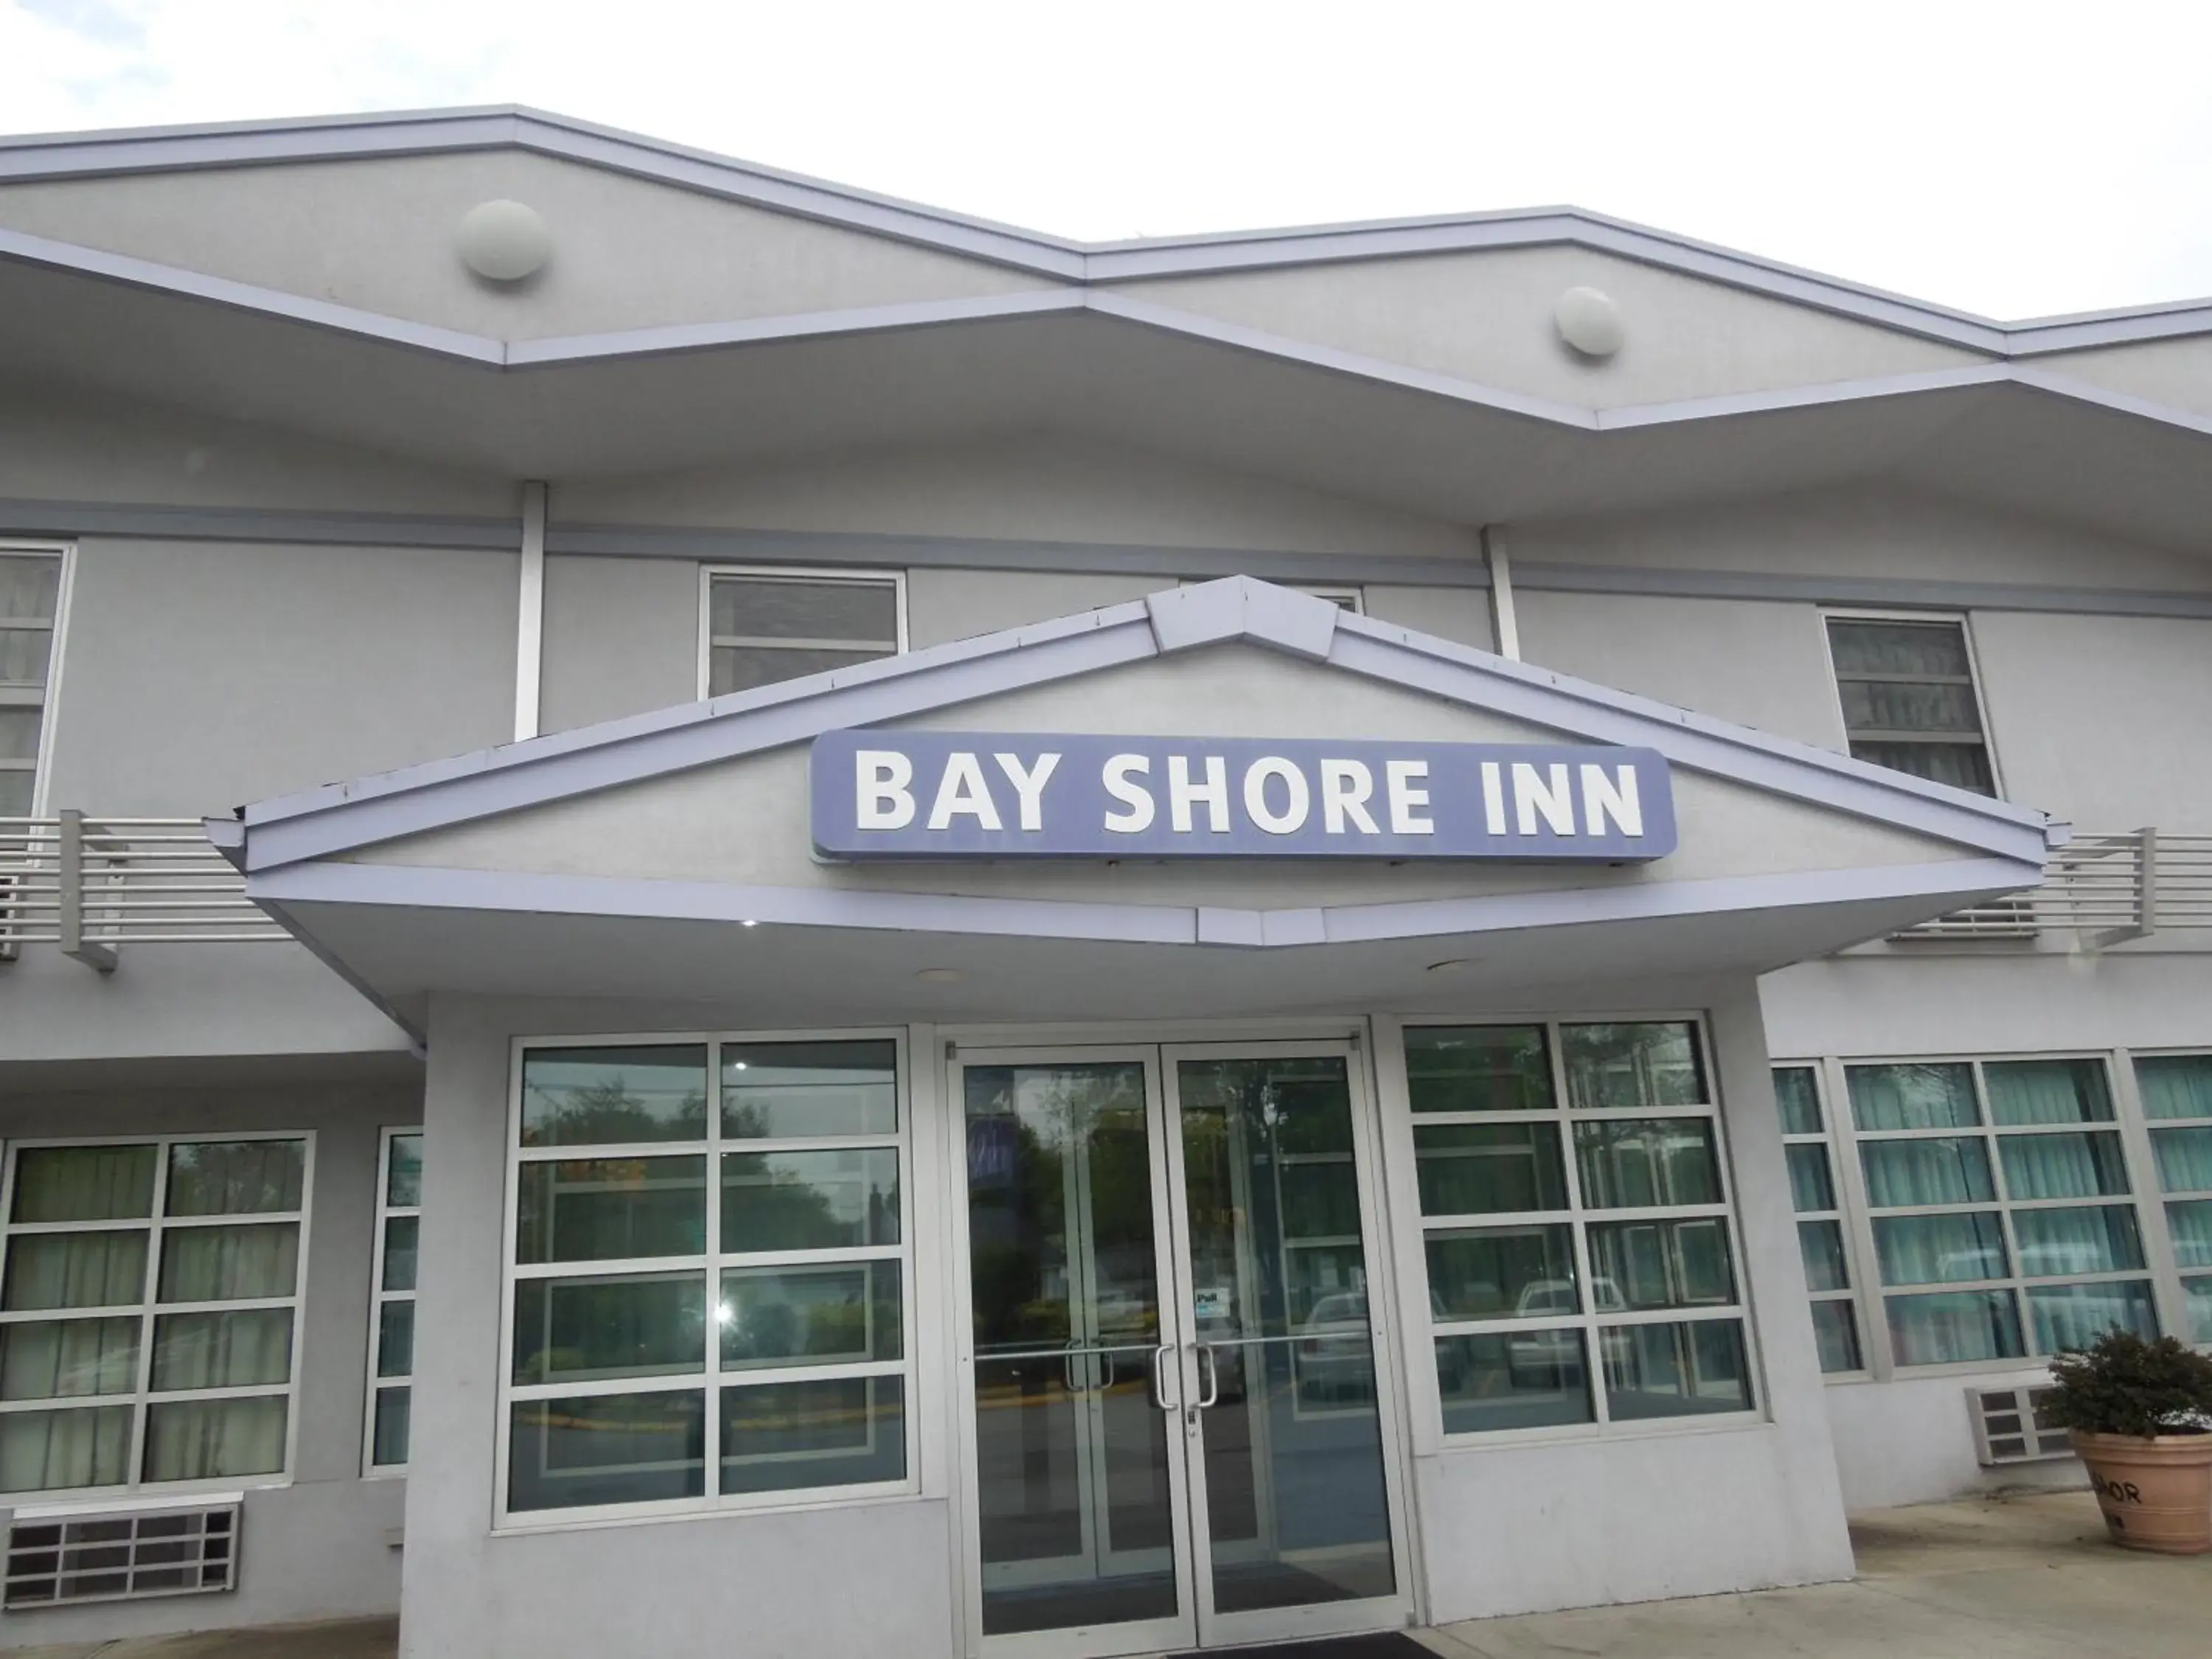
<box><xmin>7</xmin><ymin>0</ymin><xmax>2211</xmax><ymax>321</ymax></box>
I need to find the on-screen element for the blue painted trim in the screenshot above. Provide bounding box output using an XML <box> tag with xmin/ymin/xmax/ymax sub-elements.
<box><xmin>234</xmin><ymin>577</ymin><xmax>2053</xmax><ymax>878</ymax></box>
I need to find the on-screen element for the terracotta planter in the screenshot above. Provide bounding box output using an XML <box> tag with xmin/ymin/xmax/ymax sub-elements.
<box><xmin>2071</xmin><ymin>1429</ymin><xmax>2212</xmax><ymax>1554</ymax></box>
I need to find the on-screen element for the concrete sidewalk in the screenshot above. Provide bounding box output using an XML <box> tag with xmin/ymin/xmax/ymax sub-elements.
<box><xmin>1421</xmin><ymin>1489</ymin><xmax>2210</xmax><ymax>1658</ymax></box>
<box><xmin>10</xmin><ymin>1491</ymin><xmax>2207</xmax><ymax>1658</ymax></box>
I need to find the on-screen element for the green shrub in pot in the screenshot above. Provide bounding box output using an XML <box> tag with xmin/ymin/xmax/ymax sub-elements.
<box><xmin>2040</xmin><ymin>1332</ymin><xmax>2212</xmax><ymax>1554</ymax></box>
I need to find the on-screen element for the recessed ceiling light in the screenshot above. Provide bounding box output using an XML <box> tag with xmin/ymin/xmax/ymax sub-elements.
<box><xmin>916</xmin><ymin>967</ymin><xmax>964</xmax><ymax>984</ymax></box>
<box><xmin>1426</xmin><ymin>959</ymin><xmax>1471</xmax><ymax>975</ymax></box>
<box><xmin>740</xmin><ymin>919</ymin><xmax>758</xmax><ymax>928</ymax></box>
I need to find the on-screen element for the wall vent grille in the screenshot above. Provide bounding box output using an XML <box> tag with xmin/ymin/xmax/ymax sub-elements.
<box><xmin>4</xmin><ymin>1501</ymin><xmax>239</xmax><ymax>1608</ymax></box>
<box><xmin>1968</xmin><ymin>1384</ymin><xmax>2073</xmax><ymax>1466</ymax></box>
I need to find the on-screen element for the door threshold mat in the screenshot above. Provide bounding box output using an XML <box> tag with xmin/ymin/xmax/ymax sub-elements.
<box><xmin>1166</xmin><ymin>1635</ymin><xmax>1430</xmax><ymax>1659</ymax></box>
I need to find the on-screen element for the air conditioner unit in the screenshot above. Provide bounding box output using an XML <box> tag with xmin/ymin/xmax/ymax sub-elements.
<box><xmin>4</xmin><ymin>1496</ymin><xmax>240</xmax><ymax>1609</ymax></box>
<box><xmin>1966</xmin><ymin>1384</ymin><xmax>2073</xmax><ymax>1467</ymax></box>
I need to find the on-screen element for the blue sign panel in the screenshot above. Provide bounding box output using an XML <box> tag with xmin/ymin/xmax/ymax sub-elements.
<box><xmin>810</xmin><ymin>730</ymin><xmax>1675</xmax><ymax>862</ymax></box>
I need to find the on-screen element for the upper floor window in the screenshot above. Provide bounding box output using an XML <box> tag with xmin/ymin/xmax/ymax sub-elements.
<box><xmin>0</xmin><ymin>1135</ymin><xmax>313</xmax><ymax>1498</ymax></box>
<box><xmin>701</xmin><ymin>568</ymin><xmax>904</xmax><ymax>698</ymax></box>
<box><xmin>0</xmin><ymin>549</ymin><xmax>64</xmax><ymax>818</ymax></box>
<box><xmin>1824</xmin><ymin>616</ymin><xmax>1997</xmax><ymax>796</ymax></box>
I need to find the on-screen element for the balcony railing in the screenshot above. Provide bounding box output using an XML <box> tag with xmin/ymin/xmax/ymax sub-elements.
<box><xmin>0</xmin><ymin>813</ymin><xmax>288</xmax><ymax>970</ymax></box>
<box><xmin>1893</xmin><ymin>829</ymin><xmax>2212</xmax><ymax>943</ymax></box>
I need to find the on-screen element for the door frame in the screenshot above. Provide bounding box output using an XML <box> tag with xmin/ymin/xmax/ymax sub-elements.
<box><xmin>942</xmin><ymin>1021</ymin><xmax>1422</xmax><ymax>1659</ymax></box>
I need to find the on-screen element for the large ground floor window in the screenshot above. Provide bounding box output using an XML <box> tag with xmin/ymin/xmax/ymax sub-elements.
<box><xmin>500</xmin><ymin>1033</ymin><xmax>913</xmax><ymax>1523</ymax></box>
<box><xmin>0</xmin><ymin>1135</ymin><xmax>313</xmax><ymax>1497</ymax></box>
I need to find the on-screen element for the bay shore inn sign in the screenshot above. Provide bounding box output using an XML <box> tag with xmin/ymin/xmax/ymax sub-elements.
<box><xmin>2</xmin><ymin>104</ymin><xmax>2209</xmax><ymax>1659</ymax></box>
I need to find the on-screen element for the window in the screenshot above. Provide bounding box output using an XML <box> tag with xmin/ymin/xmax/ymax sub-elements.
<box><xmin>700</xmin><ymin>569</ymin><xmax>903</xmax><ymax>698</ymax></box>
<box><xmin>501</xmin><ymin>1035</ymin><xmax>911</xmax><ymax>1521</ymax></box>
<box><xmin>1846</xmin><ymin>1058</ymin><xmax>2154</xmax><ymax>1366</ymax></box>
<box><xmin>1407</xmin><ymin>1020</ymin><xmax>1754</xmax><ymax>1436</ymax></box>
<box><xmin>0</xmin><ymin>1135</ymin><xmax>312</xmax><ymax>1497</ymax></box>
<box><xmin>364</xmin><ymin>1130</ymin><xmax>422</xmax><ymax>1472</ymax></box>
<box><xmin>1773</xmin><ymin>1066</ymin><xmax>1863</xmax><ymax>1373</ymax></box>
<box><xmin>1293</xmin><ymin>585</ymin><xmax>1364</xmax><ymax>613</ymax></box>
<box><xmin>1825</xmin><ymin>616</ymin><xmax>1996</xmax><ymax>796</ymax></box>
<box><xmin>0</xmin><ymin>548</ymin><xmax>65</xmax><ymax>818</ymax></box>
<box><xmin>2137</xmin><ymin>1053</ymin><xmax>2212</xmax><ymax>1343</ymax></box>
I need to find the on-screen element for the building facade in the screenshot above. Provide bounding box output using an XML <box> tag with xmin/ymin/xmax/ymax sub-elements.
<box><xmin>0</xmin><ymin>106</ymin><xmax>2208</xmax><ymax>1658</ymax></box>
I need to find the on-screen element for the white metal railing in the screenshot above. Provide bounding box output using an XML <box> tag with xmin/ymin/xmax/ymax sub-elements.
<box><xmin>0</xmin><ymin>813</ymin><xmax>286</xmax><ymax>970</ymax></box>
<box><xmin>1895</xmin><ymin>829</ymin><xmax>2212</xmax><ymax>943</ymax></box>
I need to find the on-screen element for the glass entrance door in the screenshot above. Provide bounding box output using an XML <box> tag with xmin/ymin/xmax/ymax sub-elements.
<box><xmin>956</xmin><ymin>1040</ymin><xmax>1408</xmax><ymax>1658</ymax></box>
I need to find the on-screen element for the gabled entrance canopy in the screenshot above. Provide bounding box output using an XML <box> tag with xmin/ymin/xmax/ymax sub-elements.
<box><xmin>215</xmin><ymin>579</ymin><xmax>2058</xmax><ymax>1041</ymax></box>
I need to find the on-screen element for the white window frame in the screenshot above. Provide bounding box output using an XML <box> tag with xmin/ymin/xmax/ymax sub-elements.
<box><xmin>0</xmin><ymin>1130</ymin><xmax>316</xmax><ymax>1502</ymax></box>
<box><xmin>2127</xmin><ymin>1048</ymin><xmax>2212</xmax><ymax>1346</ymax></box>
<box><xmin>361</xmin><ymin>1127</ymin><xmax>422</xmax><ymax>1477</ymax></box>
<box><xmin>1818</xmin><ymin>607</ymin><xmax>2005</xmax><ymax>798</ymax></box>
<box><xmin>1380</xmin><ymin>1013</ymin><xmax>1765</xmax><ymax>1450</ymax></box>
<box><xmin>1771</xmin><ymin>1062</ymin><xmax>1869</xmax><ymax>1378</ymax></box>
<box><xmin>495</xmin><ymin>1029</ymin><xmax>919</xmax><ymax>1530</ymax></box>
<box><xmin>0</xmin><ymin>540</ymin><xmax>74</xmax><ymax>820</ymax></box>
<box><xmin>695</xmin><ymin>566</ymin><xmax>908</xmax><ymax>701</ymax></box>
<box><xmin>1836</xmin><ymin>1052</ymin><xmax>2161</xmax><ymax>1377</ymax></box>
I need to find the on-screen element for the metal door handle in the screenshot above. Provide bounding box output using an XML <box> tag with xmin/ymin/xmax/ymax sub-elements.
<box><xmin>1194</xmin><ymin>1343</ymin><xmax>1221</xmax><ymax>1409</ymax></box>
<box><xmin>1148</xmin><ymin>1343</ymin><xmax>1178</xmax><ymax>1409</ymax></box>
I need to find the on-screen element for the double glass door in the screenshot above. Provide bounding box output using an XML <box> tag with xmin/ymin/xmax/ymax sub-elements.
<box><xmin>956</xmin><ymin>1041</ymin><xmax>1408</xmax><ymax>1657</ymax></box>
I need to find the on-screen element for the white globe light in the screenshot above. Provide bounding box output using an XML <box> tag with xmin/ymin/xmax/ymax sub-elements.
<box><xmin>1554</xmin><ymin>286</ymin><xmax>1625</xmax><ymax>359</ymax></box>
<box><xmin>457</xmin><ymin>199</ymin><xmax>552</xmax><ymax>283</ymax></box>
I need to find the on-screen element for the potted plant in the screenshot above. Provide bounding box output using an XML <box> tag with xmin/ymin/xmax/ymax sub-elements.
<box><xmin>2039</xmin><ymin>1331</ymin><xmax>2212</xmax><ymax>1554</ymax></box>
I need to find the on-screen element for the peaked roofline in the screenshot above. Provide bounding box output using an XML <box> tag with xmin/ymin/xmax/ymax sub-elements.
<box><xmin>3</xmin><ymin>105</ymin><xmax>2210</xmax><ymax>354</ymax></box>
<box><xmin>222</xmin><ymin>576</ymin><xmax>2056</xmax><ymax>877</ymax></box>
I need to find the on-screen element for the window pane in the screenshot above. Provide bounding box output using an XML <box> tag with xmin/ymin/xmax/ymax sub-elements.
<box><xmin>2025</xmin><ymin>1281</ymin><xmax>2158</xmax><ymax>1354</ymax></box>
<box><xmin>719</xmin><ymin>1374</ymin><xmax>906</xmax><ymax>1495</ymax></box>
<box><xmin>372</xmin><ymin>1385</ymin><xmax>411</xmax><ymax>1467</ymax></box>
<box><xmin>1412</xmin><ymin>1123</ymin><xmax>1566</xmax><ymax>1215</ymax></box>
<box><xmin>520</xmin><ymin>1046</ymin><xmax>708</xmax><ymax>1147</ymax></box>
<box><xmin>0</xmin><ymin>1317</ymin><xmax>140</xmax><ymax>1399</ymax></box>
<box><xmin>710</xmin><ymin>576</ymin><xmax>898</xmax><ymax>645</ymax></box>
<box><xmin>2167</xmin><ymin>1199</ymin><xmax>2212</xmax><ymax>1270</ymax></box>
<box><xmin>0</xmin><ymin>556</ymin><xmax>60</xmax><ymax>621</ymax></box>
<box><xmin>1424</xmin><ymin>1224</ymin><xmax>1576</xmax><ymax>1320</ymax></box>
<box><xmin>1785</xmin><ymin>1144</ymin><xmax>1835</xmax><ymax>1213</ymax></box>
<box><xmin>2188</xmin><ymin>1279</ymin><xmax>2212</xmax><ymax>1344</ymax></box>
<box><xmin>2152</xmin><ymin>1127</ymin><xmax>2212</xmax><ymax>1194</ymax></box>
<box><xmin>1280</xmin><ymin>1162</ymin><xmax>1360</xmax><ymax>1240</ymax></box>
<box><xmin>1827</xmin><ymin>619</ymin><xmax>1972</xmax><ymax>678</ymax></box>
<box><xmin>2</xmin><ymin>1231</ymin><xmax>148</xmax><ymax>1311</ymax></box>
<box><xmin>719</xmin><ymin>1262</ymin><xmax>902</xmax><ymax>1368</ymax></box>
<box><xmin>711</xmin><ymin>646</ymin><xmax>887</xmax><ymax>695</ymax></box>
<box><xmin>1559</xmin><ymin>1023</ymin><xmax>1705</xmax><ymax>1110</ymax></box>
<box><xmin>1587</xmin><ymin>1218</ymin><xmax>1735</xmax><ymax>1310</ymax></box>
<box><xmin>0</xmin><ymin>1405</ymin><xmax>132</xmax><ymax>1493</ymax></box>
<box><xmin>1872</xmin><ymin>1211</ymin><xmax>2007</xmax><ymax>1287</ymax></box>
<box><xmin>1405</xmin><ymin>1026</ymin><xmax>1554</xmax><ymax>1113</ymax></box>
<box><xmin>381</xmin><ymin>1215</ymin><xmax>420</xmax><ymax>1292</ymax></box>
<box><xmin>515</xmin><ymin>1158</ymin><xmax>706</xmax><ymax>1263</ymax></box>
<box><xmin>1837</xmin><ymin>678</ymin><xmax>1983</xmax><ymax>735</ymax></box>
<box><xmin>1885</xmin><ymin>1288</ymin><xmax>2025</xmax><ymax>1365</ymax></box>
<box><xmin>144</xmin><ymin>1396</ymin><xmax>288</xmax><ymax>1481</ymax></box>
<box><xmin>1798</xmin><ymin>1220</ymin><xmax>1850</xmax><ymax>1292</ymax></box>
<box><xmin>165</xmin><ymin>1141</ymin><xmax>305</xmax><ymax>1216</ymax></box>
<box><xmin>386</xmin><ymin>1134</ymin><xmax>424</xmax><ymax>1207</ymax></box>
<box><xmin>1436</xmin><ymin>1331</ymin><xmax>1593</xmax><ymax>1433</ymax></box>
<box><xmin>1573</xmin><ymin>1119</ymin><xmax>1721</xmax><ymax>1208</ymax></box>
<box><xmin>508</xmin><ymin>1390</ymin><xmax>705</xmax><ymax>1512</ymax></box>
<box><xmin>1860</xmin><ymin>1137</ymin><xmax>1994</xmax><ymax>1207</ymax></box>
<box><xmin>0</xmin><ymin>768</ymin><xmax>29</xmax><ymax>816</ymax></box>
<box><xmin>11</xmin><ymin>1146</ymin><xmax>157</xmax><ymax>1222</ymax></box>
<box><xmin>1846</xmin><ymin>1063</ymin><xmax>1978</xmax><ymax>1131</ymax></box>
<box><xmin>2137</xmin><ymin>1056</ymin><xmax>2212</xmax><ymax>1121</ymax></box>
<box><xmin>721</xmin><ymin>1040</ymin><xmax>897</xmax><ymax>1138</ymax></box>
<box><xmin>1601</xmin><ymin>1318</ymin><xmax>1750</xmax><ymax>1419</ymax></box>
<box><xmin>1998</xmin><ymin>1132</ymin><xmax>2129</xmax><ymax>1200</ymax></box>
<box><xmin>158</xmin><ymin>1224</ymin><xmax>299</xmax><ymax>1302</ymax></box>
<box><xmin>2013</xmin><ymin>1206</ymin><xmax>2144</xmax><ymax>1278</ymax></box>
<box><xmin>1773</xmin><ymin>1067</ymin><xmax>1823</xmax><ymax>1135</ymax></box>
<box><xmin>720</xmin><ymin>1149</ymin><xmax>900</xmax><ymax>1253</ymax></box>
<box><xmin>0</xmin><ymin>627</ymin><xmax>52</xmax><ymax>685</ymax></box>
<box><xmin>378</xmin><ymin>1302</ymin><xmax>415</xmax><ymax>1378</ymax></box>
<box><xmin>150</xmin><ymin>1309</ymin><xmax>293</xmax><ymax>1391</ymax></box>
<box><xmin>0</xmin><ymin>709</ymin><xmax>42</xmax><ymax>762</ymax></box>
<box><xmin>1846</xmin><ymin>740</ymin><xmax>1994</xmax><ymax>796</ymax></box>
<box><xmin>1810</xmin><ymin>1300</ymin><xmax>1862</xmax><ymax>1373</ymax></box>
<box><xmin>511</xmin><ymin>1273</ymin><xmax>705</xmax><ymax>1386</ymax></box>
<box><xmin>1984</xmin><ymin>1060</ymin><xmax>2113</xmax><ymax>1126</ymax></box>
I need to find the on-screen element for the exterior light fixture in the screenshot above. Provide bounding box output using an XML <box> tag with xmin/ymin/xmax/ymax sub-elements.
<box><xmin>456</xmin><ymin>199</ymin><xmax>552</xmax><ymax>283</ymax></box>
<box><xmin>1554</xmin><ymin>286</ymin><xmax>1625</xmax><ymax>359</ymax></box>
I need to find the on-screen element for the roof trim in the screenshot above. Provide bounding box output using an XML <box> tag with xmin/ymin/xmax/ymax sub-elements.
<box><xmin>229</xmin><ymin>575</ymin><xmax>2053</xmax><ymax>876</ymax></box>
<box><xmin>2</xmin><ymin>105</ymin><xmax>2209</xmax><ymax>352</ymax></box>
